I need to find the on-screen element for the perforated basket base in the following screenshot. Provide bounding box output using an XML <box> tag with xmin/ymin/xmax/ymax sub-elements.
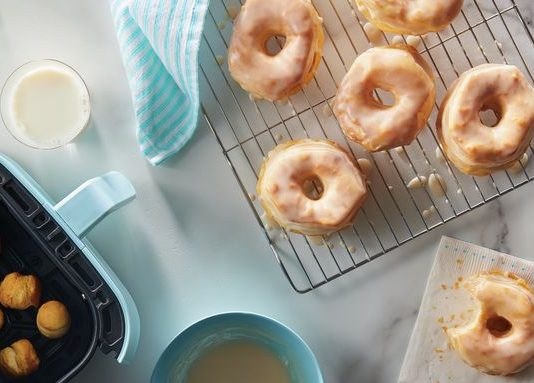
<box><xmin>201</xmin><ymin>0</ymin><xmax>534</xmax><ymax>293</ymax></box>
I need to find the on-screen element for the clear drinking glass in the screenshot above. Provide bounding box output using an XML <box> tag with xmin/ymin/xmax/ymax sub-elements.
<box><xmin>1</xmin><ymin>59</ymin><xmax>91</xmax><ymax>149</ymax></box>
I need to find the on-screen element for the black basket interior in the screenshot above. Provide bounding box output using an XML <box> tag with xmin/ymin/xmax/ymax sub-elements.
<box><xmin>0</xmin><ymin>163</ymin><xmax>127</xmax><ymax>382</ymax></box>
<box><xmin>0</xmin><ymin>200</ymin><xmax>95</xmax><ymax>382</ymax></box>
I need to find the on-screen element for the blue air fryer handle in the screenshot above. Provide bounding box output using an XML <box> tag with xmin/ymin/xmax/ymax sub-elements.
<box><xmin>53</xmin><ymin>171</ymin><xmax>140</xmax><ymax>363</ymax></box>
<box><xmin>54</xmin><ymin>172</ymin><xmax>135</xmax><ymax>238</ymax></box>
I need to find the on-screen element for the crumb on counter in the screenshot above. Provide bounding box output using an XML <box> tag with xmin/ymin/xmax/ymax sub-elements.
<box><xmin>227</xmin><ymin>4</ymin><xmax>240</xmax><ymax>20</ymax></box>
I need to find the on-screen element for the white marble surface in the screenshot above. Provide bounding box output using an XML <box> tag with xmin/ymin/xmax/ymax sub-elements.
<box><xmin>0</xmin><ymin>1</ymin><xmax>534</xmax><ymax>382</ymax></box>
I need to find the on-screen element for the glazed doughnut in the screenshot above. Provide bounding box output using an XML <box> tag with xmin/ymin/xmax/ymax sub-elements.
<box><xmin>257</xmin><ymin>139</ymin><xmax>368</xmax><ymax>236</ymax></box>
<box><xmin>355</xmin><ymin>0</ymin><xmax>464</xmax><ymax>35</ymax></box>
<box><xmin>228</xmin><ymin>0</ymin><xmax>324</xmax><ymax>101</ymax></box>
<box><xmin>447</xmin><ymin>272</ymin><xmax>534</xmax><ymax>375</ymax></box>
<box><xmin>437</xmin><ymin>64</ymin><xmax>534</xmax><ymax>176</ymax></box>
<box><xmin>334</xmin><ymin>45</ymin><xmax>435</xmax><ymax>152</ymax></box>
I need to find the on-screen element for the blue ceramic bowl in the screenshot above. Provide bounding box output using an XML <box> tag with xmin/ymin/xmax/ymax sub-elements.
<box><xmin>151</xmin><ymin>312</ymin><xmax>323</xmax><ymax>383</ymax></box>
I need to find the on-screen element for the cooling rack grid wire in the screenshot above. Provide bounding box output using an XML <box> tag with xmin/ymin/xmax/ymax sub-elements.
<box><xmin>199</xmin><ymin>0</ymin><xmax>534</xmax><ymax>293</ymax></box>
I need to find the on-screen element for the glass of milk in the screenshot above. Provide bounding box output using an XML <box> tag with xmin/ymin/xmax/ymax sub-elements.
<box><xmin>1</xmin><ymin>59</ymin><xmax>91</xmax><ymax>149</ymax></box>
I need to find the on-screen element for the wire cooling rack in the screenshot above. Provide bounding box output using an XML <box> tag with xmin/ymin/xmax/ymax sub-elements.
<box><xmin>199</xmin><ymin>0</ymin><xmax>534</xmax><ymax>293</ymax></box>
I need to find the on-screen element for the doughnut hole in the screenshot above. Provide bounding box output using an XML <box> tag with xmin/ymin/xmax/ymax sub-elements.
<box><xmin>479</xmin><ymin>98</ymin><xmax>503</xmax><ymax>128</ymax></box>
<box><xmin>486</xmin><ymin>315</ymin><xmax>512</xmax><ymax>338</ymax></box>
<box><xmin>301</xmin><ymin>175</ymin><xmax>324</xmax><ymax>201</ymax></box>
<box><xmin>370</xmin><ymin>88</ymin><xmax>396</xmax><ymax>108</ymax></box>
<box><xmin>265</xmin><ymin>35</ymin><xmax>287</xmax><ymax>56</ymax></box>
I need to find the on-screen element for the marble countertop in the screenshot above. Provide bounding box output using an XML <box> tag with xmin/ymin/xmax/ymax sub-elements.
<box><xmin>0</xmin><ymin>1</ymin><xmax>534</xmax><ymax>382</ymax></box>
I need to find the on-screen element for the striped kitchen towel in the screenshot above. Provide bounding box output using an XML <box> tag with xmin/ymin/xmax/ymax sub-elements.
<box><xmin>110</xmin><ymin>0</ymin><xmax>209</xmax><ymax>165</ymax></box>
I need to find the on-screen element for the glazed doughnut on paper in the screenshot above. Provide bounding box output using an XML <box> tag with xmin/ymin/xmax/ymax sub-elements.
<box><xmin>37</xmin><ymin>300</ymin><xmax>71</xmax><ymax>339</ymax></box>
<box><xmin>0</xmin><ymin>339</ymin><xmax>39</xmax><ymax>378</ymax></box>
<box><xmin>448</xmin><ymin>272</ymin><xmax>534</xmax><ymax>375</ymax></box>
<box><xmin>0</xmin><ymin>272</ymin><xmax>41</xmax><ymax>310</ymax></box>
<box><xmin>228</xmin><ymin>0</ymin><xmax>324</xmax><ymax>101</ymax></box>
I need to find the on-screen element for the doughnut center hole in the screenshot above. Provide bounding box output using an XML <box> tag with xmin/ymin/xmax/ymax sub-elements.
<box><xmin>371</xmin><ymin>88</ymin><xmax>395</xmax><ymax>108</ymax></box>
<box><xmin>479</xmin><ymin>100</ymin><xmax>502</xmax><ymax>128</ymax></box>
<box><xmin>302</xmin><ymin>175</ymin><xmax>324</xmax><ymax>201</ymax></box>
<box><xmin>487</xmin><ymin>315</ymin><xmax>512</xmax><ymax>337</ymax></box>
<box><xmin>265</xmin><ymin>35</ymin><xmax>286</xmax><ymax>56</ymax></box>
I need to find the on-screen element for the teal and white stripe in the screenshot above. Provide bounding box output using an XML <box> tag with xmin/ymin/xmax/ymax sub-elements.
<box><xmin>110</xmin><ymin>0</ymin><xmax>209</xmax><ymax>165</ymax></box>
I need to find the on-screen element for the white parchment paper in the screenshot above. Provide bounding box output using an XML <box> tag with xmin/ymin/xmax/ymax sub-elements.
<box><xmin>399</xmin><ymin>236</ymin><xmax>534</xmax><ymax>382</ymax></box>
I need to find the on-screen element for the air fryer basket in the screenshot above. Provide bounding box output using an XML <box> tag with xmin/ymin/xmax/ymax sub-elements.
<box><xmin>0</xmin><ymin>162</ymin><xmax>131</xmax><ymax>382</ymax></box>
